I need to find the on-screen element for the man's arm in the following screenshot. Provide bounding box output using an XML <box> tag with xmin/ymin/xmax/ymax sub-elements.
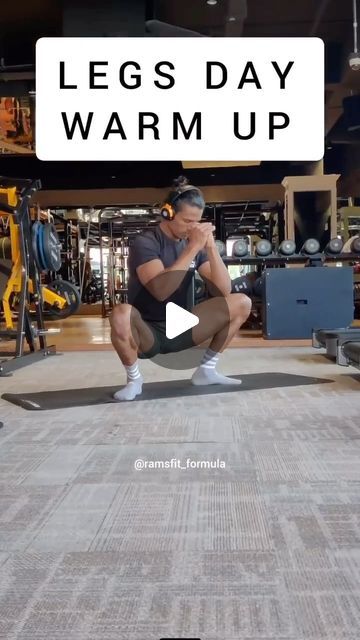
<box><xmin>197</xmin><ymin>238</ymin><xmax>231</xmax><ymax>297</ymax></box>
<box><xmin>137</xmin><ymin>246</ymin><xmax>198</xmax><ymax>302</ymax></box>
<box><xmin>137</xmin><ymin>225</ymin><xmax>211</xmax><ymax>301</ymax></box>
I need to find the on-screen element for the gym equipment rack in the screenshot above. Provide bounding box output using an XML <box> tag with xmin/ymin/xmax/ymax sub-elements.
<box><xmin>98</xmin><ymin>207</ymin><xmax>159</xmax><ymax>317</ymax></box>
<box><xmin>0</xmin><ymin>176</ymin><xmax>58</xmax><ymax>376</ymax></box>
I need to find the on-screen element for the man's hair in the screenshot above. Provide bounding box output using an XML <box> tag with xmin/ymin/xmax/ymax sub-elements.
<box><xmin>169</xmin><ymin>175</ymin><xmax>205</xmax><ymax>213</ymax></box>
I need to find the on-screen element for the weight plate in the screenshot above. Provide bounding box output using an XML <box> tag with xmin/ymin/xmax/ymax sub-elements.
<box><xmin>44</xmin><ymin>279</ymin><xmax>81</xmax><ymax>320</ymax></box>
<box><xmin>0</xmin><ymin>236</ymin><xmax>11</xmax><ymax>260</ymax></box>
<box><xmin>43</xmin><ymin>223</ymin><xmax>61</xmax><ymax>272</ymax></box>
<box><xmin>31</xmin><ymin>221</ymin><xmax>44</xmax><ymax>271</ymax></box>
<box><xmin>37</xmin><ymin>223</ymin><xmax>47</xmax><ymax>271</ymax></box>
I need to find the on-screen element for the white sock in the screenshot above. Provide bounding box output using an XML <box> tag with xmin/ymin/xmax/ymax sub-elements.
<box><xmin>192</xmin><ymin>348</ymin><xmax>242</xmax><ymax>386</ymax></box>
<box><xmin>113</xmin><ymin>360</ymin><xmax>143</xmax><ymax>401</ymax></box>
<box><xmin>200</xmin><ymin>348</ymin><xmax>220</xmax><ymax>370</ymax></box>
<box><xmin>125</xmin><ymin>361</ymin><xmax>141</xmax><ymax>382</ymax></box>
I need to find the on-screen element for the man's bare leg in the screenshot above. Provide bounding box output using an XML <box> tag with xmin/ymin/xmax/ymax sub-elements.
<box><xmin>109</xmin><ymin>304</ymin><xmax>155</xmax><ymax>401</ymax></box>
<box><xmin>190</xmin><ymin>293</ymin><xmax>252</xmax><ymax>386</ymax></box>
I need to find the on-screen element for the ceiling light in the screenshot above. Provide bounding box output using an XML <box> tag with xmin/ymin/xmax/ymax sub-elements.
<box><xmin>228</xmin><ymin>16</ymin><xmax>236</xmax><ymax>21</ymax></box>
<box><xmin>207</xmin><ymin>0</ymin><xmax>218</xmax><ymax>5</ymax></box>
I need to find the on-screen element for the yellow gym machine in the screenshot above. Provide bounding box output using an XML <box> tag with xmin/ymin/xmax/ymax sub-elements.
<box><xmin>0</xmin><ymin>177</ymin><xmax>68</xmax><ymax>375</ymax></box>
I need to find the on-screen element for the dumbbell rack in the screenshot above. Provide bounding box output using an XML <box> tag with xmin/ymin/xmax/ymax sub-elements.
<box><xmin>0</xmin><ymin>177</ymin><xmax>58</xmax><ymax>376</ymax></box>
<box><xmin>222</xmin><ymin>253</ymin><xmax>360</xmax><ymax>267</ymax></box>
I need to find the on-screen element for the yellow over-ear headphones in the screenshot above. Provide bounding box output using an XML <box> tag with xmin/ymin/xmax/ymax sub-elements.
<box><xmin>160</xmin><ymin>185</ymin><xmax>200</xmax><ymax>221</ymax></box>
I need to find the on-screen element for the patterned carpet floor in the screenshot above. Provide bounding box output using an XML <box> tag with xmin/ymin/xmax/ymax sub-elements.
<box><xmin>0</xmin><ymin>346</ymin><xmax>359</xmax><ymax>640</ymax></box>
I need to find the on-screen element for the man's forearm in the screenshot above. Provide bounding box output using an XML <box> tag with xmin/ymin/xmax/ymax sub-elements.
<box><xmin>206</xmin><ymin>246</ymin><xmax>231</xmax><ymax>295</ymax></box>
<box><xmin>150</xmin><ymin>244</ymin><xmax>200</xmax><ymax>301</ymax></box>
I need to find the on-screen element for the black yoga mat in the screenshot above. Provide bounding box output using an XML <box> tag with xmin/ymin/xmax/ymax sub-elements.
<box><xmin>2</xmin><ymin>372</ymin><xmax>332</xmax><ymax>411</ymax></box>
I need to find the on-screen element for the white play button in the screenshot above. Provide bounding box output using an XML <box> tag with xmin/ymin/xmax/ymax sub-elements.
<box><xmin>165</xmin><ymin>302</ymin><xmax>199</xmax><ymax>339</ymax></box>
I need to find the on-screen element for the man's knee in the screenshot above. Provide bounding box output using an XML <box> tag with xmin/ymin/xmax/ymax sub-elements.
<box><xmin>228</xmin><ymin>293</ymin><xmax>252</xmax><ymax>320</ymax></box>
<box><xmin>109</xmin><ymin>303</ymin><xmax>133</xmax><ymax>337</ymax></box>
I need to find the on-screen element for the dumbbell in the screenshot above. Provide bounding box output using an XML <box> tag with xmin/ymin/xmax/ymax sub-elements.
<box><xmin>231</xmin><ymin>275</ymin><xmax>253</xmax><ymax>296</ymax></box>
<box><xmin>324</xmin><ymin>238</ymin><xmax>344</xmax><ymax>255</ymax></box>
<box><xmin>194</xmin><ymin>273</ymin><xmax>206</xmax><ymax>301</ymax></box>
<box><xmin>253</xmin><ymin>275</ymin><xmax>264</xmax><ymax>298</ymax></box>
<box><xmin>255</xmin><ymin>239</ymin><xmax>272</xmax><ymax>257</ymax></box>
<box><xmin>232</xmin><ymin>239</ymin><xmax>249</xmax><ymax>258</ymax></box>
<box><xmin>301</xmin><ymin>238</ymin><xmax>320</xmax><ymax>255</ymax></box>
<box><xmin>278</xmin><ymin>239</ymin><xmax>296</xmax><ymax>256</ymax></box>
<box><xmin>351</xmin><ymin>237</ymin><xmax>360</xmax><ymax>254</ymax></box>
<box><xmin>215</xmin><ymin>240</ymin><xmax>226</xmax><ymax>257</ymax></box>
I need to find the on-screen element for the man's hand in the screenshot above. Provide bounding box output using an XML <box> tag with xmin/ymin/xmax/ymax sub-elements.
<box><xmin>205</xmin><ymin>227</ymin><xmax>216</xmax><ymax>249</ymax></box>
<box><xmin>188</xmin><ymin>223</ymin><xmax>214</xmax><ymax>251</ymax></box>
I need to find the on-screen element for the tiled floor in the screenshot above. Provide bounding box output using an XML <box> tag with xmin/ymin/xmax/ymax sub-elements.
<box><xmin>0</xmin><ymin>346</ymin><xmax>359</xmax><ymax>639</ymax></box>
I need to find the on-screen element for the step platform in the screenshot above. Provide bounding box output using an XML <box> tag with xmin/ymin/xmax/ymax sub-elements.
<box><xmin>312</xmin><ymin>328</ymin><xmax>360</xmax><ymax>365</ymax></box>
<box><xmin>342</xmin><ymin>341</ymin><xmax>360</xmax><ymax>370</ymax></box>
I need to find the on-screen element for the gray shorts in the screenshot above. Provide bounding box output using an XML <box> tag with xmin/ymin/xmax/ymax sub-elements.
<box><xmin>138</xmin><ymin>320</ymin><xmax>195</xmax><ymax>359</ymax></box>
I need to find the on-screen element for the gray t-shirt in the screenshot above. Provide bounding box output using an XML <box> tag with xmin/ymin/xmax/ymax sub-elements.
<box><xmin>128</xmin><ymin>226</ymin><xmax>208</xmax><ymax>322</ymax></box>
